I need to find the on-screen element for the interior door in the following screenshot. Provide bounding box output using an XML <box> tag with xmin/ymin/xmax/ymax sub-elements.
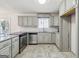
<box><xmin>62</xmin><ymin>16</ymin><xmax>71</xmax><ymax>52</ymax></box>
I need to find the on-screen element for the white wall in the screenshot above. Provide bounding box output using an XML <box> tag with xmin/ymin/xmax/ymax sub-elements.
<box><xmin>71</xmin><ymin>14</ymin><xmax>78</xmax><ymax>56</ymax></box>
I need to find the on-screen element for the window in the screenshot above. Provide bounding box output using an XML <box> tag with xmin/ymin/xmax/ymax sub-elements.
<box><xmin>38</xmin><ymin>17</ymin><xmax>49</xmax><ymax>28</ymax></box>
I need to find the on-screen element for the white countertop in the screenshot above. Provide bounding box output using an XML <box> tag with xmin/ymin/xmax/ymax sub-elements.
<box><xmin>0</xmin><ymin>35</ymin><xmax>18</xmax><ymax>43</ymax></box>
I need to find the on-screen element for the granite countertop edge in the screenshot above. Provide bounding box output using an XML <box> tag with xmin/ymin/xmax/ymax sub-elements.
<box><xmin>0</xmin><ymin>35</ymin><xmax>19</xmax><ymax>43</ymax></box>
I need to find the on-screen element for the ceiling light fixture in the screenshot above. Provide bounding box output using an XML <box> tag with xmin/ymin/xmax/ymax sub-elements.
<box><xmin>38</xmin><ymin>0</ymin><xmax>46</xmax><ymax>4</ymax></box>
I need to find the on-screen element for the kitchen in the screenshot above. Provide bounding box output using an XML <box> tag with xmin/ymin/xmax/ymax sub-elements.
<box><xmin>0</xmin><ymin>0</ymin><xmax>79</xmax><ymax>58</ymax></box>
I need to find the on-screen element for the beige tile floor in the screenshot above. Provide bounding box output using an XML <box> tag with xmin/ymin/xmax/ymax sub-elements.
<box><xmin>16</xmin><ymin>44</ymin><xmax>76</xmax><ymax>58</ymax></box>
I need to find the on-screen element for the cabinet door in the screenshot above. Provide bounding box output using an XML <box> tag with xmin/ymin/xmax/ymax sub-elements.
<box><xmin>23</xmin><ymin>16</ymin><xmax>28</xmax><ymax>27</ymax></box>
<box><xmin>44</xmin><ymin>33</ymin><xmax>51</xmax><ymax>43</ymax></box>
<box><xmin>12</xmin><ymin>37</ymin><xmax>19</xmax><ymax>57</ymax></box>
<box><xmin>62</xmin><ymin>17</ymin><xmax>71</xmax><ymax>52</ymax></box>
<box><xmin>38</xmin><ymin>33</ymin><xmax>51</xmax><ymax>43</ymax></box>
<box><xmin>18</xmin><ymin>16</ymin><xmax>23</xmax><ymax>26</ymax></box>
<box><xmin>38</xmin><ymin>33</ymin><xmax>44</xmax><ymax>43</ymax></box>
<box><xmin>28</xmin><ymin>16</ymin><xmax>33</xmax><ymax>27</ymax></box>
<box><xmin>32</xmin><ymin>17</ymin><xmax>38</xmax><ymax>27</ymax></box>
<box><xmin>51</xmin><ymin>33</ymin><xmax>56</xmax><ymax>43</ymax></box>
<box><xmin>0</xmin><ymin>45</ymin><xmax>11</xmax><ymax>58</ymax></box>
<box><xmin>56</xmin><ymin>33</ymin><xmax>60</xmax><ymax>48</ymax></box>
<box><xmin>50</xmin><ymin>16</ymin><xmax>54</xmax><ymax>27</ymax></box>
<box><xmin>53</xmin><ymin>16</ymin><xmax>59</xmax><ymax>26</ymax></box>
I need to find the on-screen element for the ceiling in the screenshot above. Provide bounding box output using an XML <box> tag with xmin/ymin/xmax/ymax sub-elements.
<box><xmin>0</xmin><ymin>0</ymin><xmax>62</xmax><ymax>13</ymax></box>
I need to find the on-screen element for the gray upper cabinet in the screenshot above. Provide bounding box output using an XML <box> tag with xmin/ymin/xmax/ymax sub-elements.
<box><xmin>53</xmin><ymin>16</ymin><xmax>59</xmax><ymax>26</ymax></box>
<box><xmin>50</xmin><ymin>16</ymin><xmax>59</xmax><ymax>27</ymax></box>
<box><xmin>18</xmin><ymin>16</ymin><xmax>37</xmax><ymax>27</ymax></box>
<box><xmin>32</xmin><ymin>16</ymin><xmax>38</xmax><ymax>27</ymax></box>
<box><xmin>23</xmin><ymin>16</ymin><xmax>28</xmax><ymax>27</ymax></box>
<box><xmin>18</xmin><ymin>16</ymin><xmax>23</xmax><ymax>26</ymax></box>
<box><xmin>50</xmin><ymin>16</ymin><xmax>54</xmax><ymax>27</ymax></box>
<box><xmin>51</xmin><ymin>33</ymin><xmax>56</xmax><ymax>43</ymax></box>
<box><xmin>27</xmin><ymin>16</ymin><xmax>33</xmax><ymax>27</ymax></box>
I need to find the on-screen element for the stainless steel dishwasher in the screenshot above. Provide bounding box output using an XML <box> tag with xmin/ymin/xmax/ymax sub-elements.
<box><xmin>29</xmin><ymin>33</ymin><xmax>38</xmax><ymax>45</ymax></box>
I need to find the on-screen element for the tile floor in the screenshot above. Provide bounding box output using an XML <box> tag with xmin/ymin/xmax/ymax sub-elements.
<box><xmin>16</xmin><ymin>44</ymin><xmax>76</xmax><ymax>58</ymax></box>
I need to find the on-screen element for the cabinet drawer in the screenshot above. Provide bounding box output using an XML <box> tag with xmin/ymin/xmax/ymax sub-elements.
<box><xmin>0</xmin><ymin>45</ymin><xmax>11</xmax><ymax>58</ymax></box>
<box><xmin>12</xmin><ymin>37</ymin><xmax>19</xmax><ymax>42</ymax></box>
<box><xmin>0</xmin><ymin>40</ymin><xmax>11</xmax><ymax>50</ymax></box>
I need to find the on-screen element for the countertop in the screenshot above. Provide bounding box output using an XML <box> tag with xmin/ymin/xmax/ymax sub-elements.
<box><xmin>0</xmin><ymin>35</ymin><xmax>18</xmax><ymax>43</ymax></box>
<box><xmin>9</xmin><ymin>32</ymin><xmax>38</xmax><ymax>35</ymax></box>
<box><xmin>0</xmin><ymin>31</ymin><xmax>58</xmax><ymax>43</ymax></box>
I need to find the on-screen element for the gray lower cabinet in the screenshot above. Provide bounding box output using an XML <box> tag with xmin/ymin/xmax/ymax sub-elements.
<box><xmin>38</xmin><ymin>33</ymin><xmax>44</xmax><ymax>43</ymax></box>
<box><xmin>0</xmin><ymin>39</ymin><xmax>11</xmax><ymax>58</ymax></box>
<box><xmin>56</xmin><ymin>33</ymin><xmax>60</xmax><ymax>48</ymax></box>
<box><xmin>50</xmin><ymin>16</ymin><xmax>59</xmax><ymax>27</ymax></box>
<box><xmin>0</xmin><ymin>37</ymin><xmax>19</xmax><ymax>58</ymax></box>
<box><xmin>50</xmin><ymin>16</ymin><xmax>54</xmax><ymax>27</ymax></box>
<box><xmin>51</xmin><ymin>33</ymin><xmax>56</xmax><ymax>43</ymax></box>
<box><xmin>12</xmin><ymin>37</ymin><xmax>19</xmax><ymax>57</ymax></box>
<box><xmin>38</xmin><ymin>33</ymin><xmax>51</xmax><ymax>43</ymax></box>
<box><xmin>0</xmin><ymin>45</ymin><xmax>11</xmax><ymax>58</ymax></box>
